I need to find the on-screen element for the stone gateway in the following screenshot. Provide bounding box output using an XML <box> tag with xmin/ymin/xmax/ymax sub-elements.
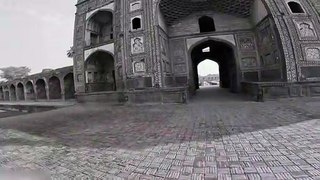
<box><xmin>71</xmin><ymin>0</ymin><xmax>320</xmax><ymax>103</ymax></box>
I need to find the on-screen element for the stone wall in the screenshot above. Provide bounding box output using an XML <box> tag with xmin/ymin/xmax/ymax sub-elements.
<box><xmin>311</xmin><ymin>0</ymin><xmax>320</xmax><ymax>14</ymax></box>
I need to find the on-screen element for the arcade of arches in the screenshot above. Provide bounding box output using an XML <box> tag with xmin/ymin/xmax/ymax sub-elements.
<box><xmin>0</xmin><ymin>67</ymin><xmax>75</xmax><ymax>102</ymax></box>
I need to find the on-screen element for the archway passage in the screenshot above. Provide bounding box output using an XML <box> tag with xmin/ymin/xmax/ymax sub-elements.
<box><xmin>17</xmin><ymin>83</ymin><xmax>25</xmax><ymax>101</ymax></box>
<box><xmin>49</xmin><ymin>76</ymin><xmax>62</xmax><ymax>100</ymax></box>
<box><xmin>0</xmin><ymin>87</ymin><xmax>3</xmax><ymax>100</ymax></box>
<box><xmin>36</xmin><ymin>79</ymin><xmax>47</xmax><ymax>100</ymax></box>
<box><xmin>10</xmin><ymin>85</ymin><xmax>16</xmax><ymax>101</ymax></box>
<box><xmin>191</xmin><ymin>40</ymin><xmax>239</xmax><ymax>95</ymax></box>
<box><xmin>85</xmin><ymin>51</ymin><xmax>116</xmax><ymax>92</ymax></box>
<box><xmin>64</xmin><ymin>73</ymin><xmax>75</xmax><ymax>99</ymax></box>
<box><xmin>26</xmin><ymin>81</ymin><xmax>36</xmax><ymax>100</ymax></box>
<box><xmin>87</xmin><ymin>11</ymin><xmax>113</xmax><ymax>46</ymax></box>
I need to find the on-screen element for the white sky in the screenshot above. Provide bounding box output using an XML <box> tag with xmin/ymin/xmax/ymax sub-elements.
<box><xmin>0</xmin><ymin>1</ymin><xmax>218</xmax><ymax>78</ymax></box>
<box><xmin>198</xmin><ymin>60</ymin><xmax>219</xmax><ymax>76</ymax></box>
<box><xmin>0</xmin><ymin>0</ymin><xmax>77</xmax><ymax>74</ymax></box>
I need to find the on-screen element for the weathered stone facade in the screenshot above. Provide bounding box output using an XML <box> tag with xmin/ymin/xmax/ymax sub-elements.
<box><xmin>73</xmin><ymin>0</ymin><xmax>320</xmax><ymax>102</ymax></box>
<box><xmin>0</xmin><ymin>66</ymin><xmax>75</xmax><ymax>102</ymax></box>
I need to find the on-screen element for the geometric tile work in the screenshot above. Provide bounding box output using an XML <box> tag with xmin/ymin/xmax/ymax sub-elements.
<box><xmin>160</xmin><ymin>0</ymin><xmax>254</xmax><ymax>25</ymax></box>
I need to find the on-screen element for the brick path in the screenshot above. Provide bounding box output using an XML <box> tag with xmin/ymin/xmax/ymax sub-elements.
<box><xmin>0</xmin><ymin>89</ymin><xmax>319</xmax><ymax>179</ymax></box>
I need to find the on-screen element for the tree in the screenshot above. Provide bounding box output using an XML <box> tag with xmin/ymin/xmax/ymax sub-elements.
<box><xmin>0</xmin><ymin>66</ymin><xmax>31</xmax><ymax>81</ymax></box>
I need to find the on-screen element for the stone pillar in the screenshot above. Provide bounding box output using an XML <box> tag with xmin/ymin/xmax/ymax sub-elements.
<box><xmin>60</xmin><ymin>77</ymin><xmax>66</xmax><ymax>101</ymax></box>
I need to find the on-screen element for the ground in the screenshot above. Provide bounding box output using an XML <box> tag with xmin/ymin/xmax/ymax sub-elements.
<box><xmin>0</xmin><ymin>87</ymin><xmax>319</xmax><ymax>179</ymax></box>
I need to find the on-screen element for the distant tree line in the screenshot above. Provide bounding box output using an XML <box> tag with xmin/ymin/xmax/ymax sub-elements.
<box><xmin>0</xmin><ymin>66</ymin><xmax>31</xmax><ymax>81</ymax></box>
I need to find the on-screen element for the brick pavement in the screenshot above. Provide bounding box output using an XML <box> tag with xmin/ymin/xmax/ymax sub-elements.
<box><xmin>0</xmin><ymin>92</ymin><xmax>319</xmax><ymax>179</ymax></box>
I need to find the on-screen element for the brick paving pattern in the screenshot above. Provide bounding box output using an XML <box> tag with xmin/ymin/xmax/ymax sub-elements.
<box><xmin>0</xmin><ymin>95</ymin><xmax>319</xmax><ymax>179</ymax></box>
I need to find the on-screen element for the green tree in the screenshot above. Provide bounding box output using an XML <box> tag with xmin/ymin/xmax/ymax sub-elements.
<box><xmin>0</xmin><ymin>66</ymin><xmax>31</xmax><ymax>81</ymax></box>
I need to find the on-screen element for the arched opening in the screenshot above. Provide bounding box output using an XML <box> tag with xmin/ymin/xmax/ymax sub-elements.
<box><xmin>36</xmin><ymin>79</ymin><xmax>47</xmax><ymax>100</ymax></box>
<box><xmin>64</xmin><ymin>73</ymin><xmax>75</xmax><ymax>99</ymax></box>
<box><xmin>199</xmin><ymin>16</ymin><xmax>216</xmax><ymax>33</ymax></box>
<box><xmin>49</xmin><ymin>76</ymin><xmax>62</xmax><ymax>100</ymax></box>
<box><xmin>26</xmin><ymin>81</ymin><xmax>35</xmax><ymax>100</ymax></box>
<box><xmin>0</xmin><ymin>87</ymin><xmax>3</xmax><ymax>101</ymax></box>
<box><xmin>191</xmin><ymin>40</ymin><xmax>239</xmax><ymax>94</ymax></box>
<box><xmin>10</xmin><ymin>84</ymin><xmax>16</xmax><ymax>101</ymax></box>
<box><xmin>198</xmin><ymin>60</ymin><xmax>220</xmax><ymax>87</ymax></box>
<box><xmin>288</xmin><ymin>1</ymin><xmax>304</xmax><ymax>13</ymax></box>
<box><xmin>87</xmin><ymin>11</ymin><xmax>113</xmax><ymax>46</ymax></box>
<box><xmin>132</xmin><ymin>17</ymin><xmax>142</xmax><ymax>30</ymax></box>
<box><xmin>17</xmin><ymin>83</ymin><xmax>25</xmax><ymax>101</ymax></box>
<box><xmin>4</xmin><ymin>91</ymin><xmax>10</xmax><ymax>101</ymax></box>
<box><xmin>85</xmin><ymin>51</ymin><xmax>116</xmax><ymax>92</ymax></box>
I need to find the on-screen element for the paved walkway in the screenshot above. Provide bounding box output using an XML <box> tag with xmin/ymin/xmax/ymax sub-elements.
<box><xmin>0</xmin><ymin>88</ymin><xmax>319</xmax><ymax>179</ymax></box>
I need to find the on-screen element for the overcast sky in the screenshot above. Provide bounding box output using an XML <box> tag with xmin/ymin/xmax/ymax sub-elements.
<box><xmin>0</xmin><ymin>0</ymin><xmax>77</xmax><ymax>74</ymax></box>
<box><xmin>0</xmin><ymin>0</ymin><xmax>219</xmax><ymax>77</ymax></box>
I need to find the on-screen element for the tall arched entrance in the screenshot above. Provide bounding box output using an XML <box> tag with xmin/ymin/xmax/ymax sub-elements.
<box><xmin>26</xmin><ymin>81</ymin><xmax>36</xmax><ymax>100</ymax></box>
<box><xmin>49</xmin><ymin>76</ymin><xmax>62</xmax><ymax>100</ymax></box>
<box><xmin>36</xmin><ymin>79</ymin><xmax>47</xmax><ymax>100</ymax></box>
<box><xmin>190</xmin><ymin>40</ymin><xmax>239</xmax><ymax>94</ymax></box>
<box><xmin>85</xmin><ymin>51</ymin><xmax>116</xmax><ymax>92</ymax></box>
<box><xmin>17</xmin><ymin>83</ymin><xmax>25</xmax><ymax>101</ymax></box>
<box><xmin>64</xmin><ymin>73</ymin><xmax>75</xmax><ymax>99</ymax></box>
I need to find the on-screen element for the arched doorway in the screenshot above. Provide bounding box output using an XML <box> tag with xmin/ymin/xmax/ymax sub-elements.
<box><xmin>190</xmin><ymin>40</ymin><xmax>239</xmax><ymax>94</ymax></box>
<box><xmin>4</xmin><ymin>91</ymin><xmax>9</xmax><ymax>101</ymax></box>
<box><xmin>17</xmin><ymin>83</ymin><xmax>25</xmax><ymax>101</ymax></box>
<box><xmin>10</xmin><ymin>84</ymin><xmax>17</xmax><ymax>101</ymax></box>
<box><xmin>86</xmin><ymin>10</ymin><xmax>113</xmax><ymax>46</ymax></box>
<box><xmin>0</xmin><ymin>87</ymin><xmax>3</xmax><ymax>101</ymax></box>
<box><xmin>64</xmin><ymin>73</ymin><xmax>75</xmax><ymax>99</ymax></box>
<box><xmin>36</xmin><ymin>79</ymin><xmax>47</xmax><ymax>100</ymax></box>
<box><xmin>85</xmin><ymin>51</ymin><xmax>116</xmax><ymax>92</ymax></box>
<box><xmin>49</xmin><ymin>76</ymin><xmax>62</xmax><ymax>100</ymax></box>
<box><xmin>26</xmin><ymin>81</ymin><xmax>35</xmax><ymax>100</ymax></box>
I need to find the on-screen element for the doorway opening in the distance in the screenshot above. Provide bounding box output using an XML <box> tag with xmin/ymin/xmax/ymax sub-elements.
<box><xmin>191</xmin><ymin>40</ymin><xmax>240</xmax><ymax>97</ymax></box>
<box><xmin>198</xmin><ymin>60</ymin><xmax>220</xmax><ymax>88</ymax></box>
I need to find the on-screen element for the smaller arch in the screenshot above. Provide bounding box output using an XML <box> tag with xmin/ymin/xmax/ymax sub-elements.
<box><xmin>36</xmin><ymin>79</ymin><xmax>47</xmax><ymax>100</ymax></box>
<box><xmin>288</xmin><ymin>1</ymin><xmax>305</xmax><ymax>13</ymax></box>
<box><xmin>199</xmin><ymin>16</ymin><xmax>216</xmax><ymax>33</ymax></box>
<box><xmin>17</xmin><ymin>83</ymin><xmax>25</xmax><ymax>101</ymax></box>
<box><xmin>26</xmin><ymin>81</ymin><xmax>36</xmax><ymax>100</ymax></box>
<box><xmin>49</xmin><ymin>76</ymin><xmax>62</xmax><ymax>100</ymax></box>
<box><xmin>132</xmin><ymin>17</ymin><xmax>142</xmax><ymax>30</ymax></box>
<box><xmin>0</xmin><ymin>86</ymin><xmax>3</xmax><ymax>101</ymax></box>
<box><xmin>86</xmin><ymin>10</ymin><xmax>113</xmax><ymax>46</ymax></box>
<box><xmin>64</xmin><ymin>73</ymin><xmax>75</xmax><ymax>100</ymax></box>
<box><xmin>10</xmin><ymin>84</ymin><xmax>17</xmax><ymax>101</ymax></box>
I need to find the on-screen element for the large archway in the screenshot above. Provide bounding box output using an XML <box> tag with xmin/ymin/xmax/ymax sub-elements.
<box><xmin>26</xmin><ymin>81</ymin><xmax>36</xmax><ymax>100</ymax></box>
<box><xmin>190</xmin><ymin>40</ymin><xmax>239</xmax><ymax>94</ymax></box>
<box><xmin>85</xmin><ymin>51</ymin><xmax>116</xmax><ymax>92</ymax></box>
<box><xmin>64</xmin><ymin>73</ymin><xmax>75</xmax><ymax>100</ymax></box>
<box><xmin>17</xmin><ymin>83</ymin><xmax>25</xmax><ymax>101</ymax></box>
<box><xmin>36</xmin><ymin>79</ymin><xmax>47</xmax><ymax>100</ymax></box>
<box><xmin>10</xmin><ymin>84</ymin><xmax>16</xmax><ymax>101</ymax></box>
<box><xmin>49</xmin><ymin>76</ymin><xmax>62</xmax><ymax>100</ymax></box>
